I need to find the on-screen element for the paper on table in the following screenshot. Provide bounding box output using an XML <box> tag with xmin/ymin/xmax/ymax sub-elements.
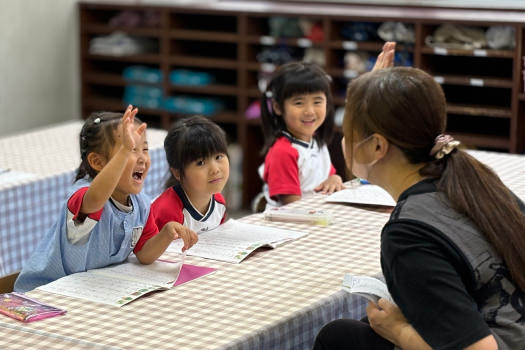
<box><xmin>158</xmin><ymin>253</ymin><xmax>217</xmax><ymax>286</ymax></box>
<box><xmin>342</xmin><ymin>274</ymin><xmax>395</xmax><ymax>305</ymax></box>
<box><xmin>37</xmin><ymin>255</ymin><xmax>184</xmax><ymax>307</ymax></box>
<box><xmin>174</xmin><ymin>264</ymin><xmax>216</xmax><ymax>286</ymax></box>
<box><xmin>166</xmin><ymin>219</ymin><xmax>307</xmax><ymax>263</ymax></box>
<box><xmin>96</xmin><ymin>255</ymin><xmax>183</xmax><ymax>289</ymax></box>
<box><xmin>325</xmin><ymin>185</ymin><xmax>396</xmax><ymax>207</ymax></box>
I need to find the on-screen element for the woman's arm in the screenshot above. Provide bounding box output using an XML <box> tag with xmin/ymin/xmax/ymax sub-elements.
<box><xmin>367</xmin><ymin>299</ymin><xmax>431</xmax><ymax>350</ymax></box>
<box><xmin>367</xmin><ymin>300</ymin><xmax>498</xmax><ymax>350</ymax></box>
<box><xmin>373</xmin><ymin>41</ymin><xmax>396</xmax><ymax>70</ymax></box>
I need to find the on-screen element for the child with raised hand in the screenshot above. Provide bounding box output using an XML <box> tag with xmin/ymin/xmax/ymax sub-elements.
<box><xmin>15</xmin><ymin>106</ymin><xmax>197</xmax><ymax>293</ymax></box>
<box><xmin>258</xmin><ymin>61</ymin><xmax>343</xmax><ymax>207</ymax></box>
<box><xmin>151</xmin><ymin>115</ymin><xmax>229</xmax><ymax>235</ymax></box>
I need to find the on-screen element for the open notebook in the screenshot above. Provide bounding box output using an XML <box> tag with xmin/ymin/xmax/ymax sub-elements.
<box><xmin>37</xmin><ymin>255</ymin><xmax>215</xmax><ymax>307</ymax></box>
<box><xmin>325</xmin><ymin>184</ymin><xmax>396</xmax><ymax>207</ymax></box>
<box><xmin>342</xmin><ymin>274</ymin><xmax>395</xmax><ymax>305</ymax></box>
<box><xmin>166</xmin><ymin>219</ymin><xmax>308</xmax><ymax>263</ymax></box>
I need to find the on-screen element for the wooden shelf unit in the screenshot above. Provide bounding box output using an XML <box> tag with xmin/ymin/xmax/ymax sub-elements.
<box><xmin>80</xmin><ymin>1</ymin><xmax>525</xmax><ymax>208</ymax></box>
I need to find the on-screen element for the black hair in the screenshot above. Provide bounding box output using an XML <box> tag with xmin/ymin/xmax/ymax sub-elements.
<box><xmin>260</xmin><ymin>61</ymin><xmax>335</xmax><ymax>155</ymax></box>
<box><xmin>164</xmin><ymin>115</ymin><xmax>229</xmax><ymax>188</ymax></box>
<box><xmin>75</xmin><ymin>111</ymin><xmax>142</xmax><ymax>181</ymax></box>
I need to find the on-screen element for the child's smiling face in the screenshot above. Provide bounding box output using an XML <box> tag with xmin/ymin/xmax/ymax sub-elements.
<box><xmin>109</xmin><ymin>126</ymin><xmax>151</xmax><ymax>204</ymax></box>
<box><xmin>278</xmin><ymin>91</ymin><xmax>327</xmax><ymax>142</ymax></box>
<box><xmin>178</xmin><ymin>153</ymin><xmax>229</xmax><ymax>208</ymax></box>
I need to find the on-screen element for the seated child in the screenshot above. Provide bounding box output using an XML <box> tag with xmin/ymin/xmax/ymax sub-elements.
<box><xmin>259</xmin><ymin>62</ymin><xmax>343</xmax><ymax>207</ymax></box>
<box><xmin>15</xmin><ymin>106</ymin><xmax>198</xmax><ymax>293</ymax></box>
<box><xmin>151</xmin><ymin>115</ymin><xmax>229</xmax><ymax>234</ymax></box>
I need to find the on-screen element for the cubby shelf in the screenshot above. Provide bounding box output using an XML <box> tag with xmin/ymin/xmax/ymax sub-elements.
<box><xmin>80</xmin><ymin>1</ymin><xmax>525</xmax><ymax>208</ymax></box>
<box><xmin>420</xmin><ymin>46</ymin><xmax>515</xmax><ymax>58</ymax></box>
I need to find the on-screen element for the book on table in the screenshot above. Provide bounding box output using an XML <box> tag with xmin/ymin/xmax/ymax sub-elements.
<box><xmin>325</xmin><ymin>185</ymin><xmax>396</xmax><ymax>207</ymax></box>
<box><xmin>165</xmin><ymin>219</ymin><xmax>308</xmax><ymax>263</ymax></box>
<box><xmin>37</xmin><ymin>255</ymin><xmax>215</xmax><ymax>307</ymax></box>
<box><xmin>342</xmin><ymin>274</ymin><xmax>395</xmax><ymax>305</ymax></box>
<box><xmin>0</xmin><ymin>292</ymin><xmax>66</xmax><ymax>322</ymax></box>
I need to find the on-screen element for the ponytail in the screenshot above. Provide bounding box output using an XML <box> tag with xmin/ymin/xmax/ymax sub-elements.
<box><xmin>422</xmin><ymin>150</ymin><xmax>525</xmax><ymax>291</ymax></box>
<box><xmin>260</xmin><ymin>89</ymin><xmax>284</xmax><ymax>155</ymax></box>
<box><xmin>74</xmin><ymin>111</ymin><xmax>131</xmax><ymax>182</ymax></box>
<box><xmin>75</xmin><ymin>160</ymin><xmax>94</xmax><ymax>182</ymax></box>
<box><xmin>164</xmin><ymin>173</ymin><xmax>177</xmax><ymax>189</ymax></box>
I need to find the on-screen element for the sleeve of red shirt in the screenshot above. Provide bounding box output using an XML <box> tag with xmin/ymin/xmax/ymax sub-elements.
<box><xmin>329</xmin><ymin>163</ymin><xmax>336</xmax><ymax>176</ymax></box>
<box><xmin>67</xmin><ymin>187</ymin><xmax>103</xmax><ymax>221</ymax></box>
<box><xmin>150</xmin><ymin>188</ymin><xmax>185</xmax><ymax>231</ymax></box>
<box><xmin>133</xmin><ymin>210</ymin><xmax>158</xmax><ymax>253</ymax></box>
<box><xmin>264</xmin><ymin>140</ymin><xmax>301</xmax><ymax>199</ymax></box>
<box><xmin>214</xmin><ymin>193</ymin><xmax>228</xmax><ymax>224</ymax></box>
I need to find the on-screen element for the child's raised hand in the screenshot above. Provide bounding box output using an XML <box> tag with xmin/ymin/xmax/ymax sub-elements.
<box><xmin>121</xmin><ymin>105</ymin><xmax>146</xmax><ymax>152</ymax></box>
<box><xmin>161</xmin><ymin>221</ymin><xmax>199</xmax><ymax>252</ymax></box>
<box><xmin>373</xmin><ymin>41</ymin><xmax>396</xmax><ymax>71</ymax></box>
<box><xmin>314</xmin><ymin>174</ymin><xmax>344</xmax><ymax>194</ymax></box>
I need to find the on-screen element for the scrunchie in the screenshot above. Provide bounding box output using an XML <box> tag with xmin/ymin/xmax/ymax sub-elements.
<box><xmin>429</xmin><ymin>134</ymin><xmax>460</xmax><ymax>160</ymax></box>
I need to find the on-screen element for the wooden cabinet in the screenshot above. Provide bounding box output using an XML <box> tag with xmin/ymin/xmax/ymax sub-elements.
<box><xmin>79</xmin><ymin>1</ymin><xmax>525</xmax><ymax>208</ymax></box>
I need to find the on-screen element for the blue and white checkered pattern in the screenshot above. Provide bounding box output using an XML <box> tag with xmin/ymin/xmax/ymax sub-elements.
<box><xmin>221</xmin><ymin>291</ymin><xmax>367</xmax><ymax>350</ymax></box>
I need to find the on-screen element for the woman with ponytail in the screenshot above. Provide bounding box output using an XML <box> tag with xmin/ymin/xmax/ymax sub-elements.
<box><xmin>314</xmin><ymin>67</ymin><xmax>525</xmax><ymax>350</ymax></box>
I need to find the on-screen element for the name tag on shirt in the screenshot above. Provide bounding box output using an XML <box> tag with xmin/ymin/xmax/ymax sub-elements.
<box><xmin>131</xmin><ymin>226</ymin><xmax>143</xmax><ymax>248</ymax></box>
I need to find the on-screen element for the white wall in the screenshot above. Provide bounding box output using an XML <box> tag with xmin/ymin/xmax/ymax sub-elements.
<box><xmin>0</xmin><ymin>0</ymin><xmax>80</xmax><ymax>137</ymax></box>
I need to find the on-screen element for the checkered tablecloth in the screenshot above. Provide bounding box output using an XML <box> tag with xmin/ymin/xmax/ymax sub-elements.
<box><xmin>1</xmin><ymin>192</ymin><xmax>390</xmax><ymax>350</ymax></box>
<box><xmin>0</xmin><ymin>121</ymin><xmax>169</xmax><ymax>277</ymax></box>
<box><xmin>1</xmin><ymin>148</ymin><xmax>524</xmax><ymax>349</ymax></box>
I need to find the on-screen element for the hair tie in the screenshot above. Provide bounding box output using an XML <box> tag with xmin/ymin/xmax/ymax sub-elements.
<box><xmin>265</xmin><ymin>91</ymin><xmax>273</xmax><ymax>99</ymax></box>
<box><xmin>430</xmin><ymin>134</ymin><xmax>460</xmax><ymax>160</ymax></box>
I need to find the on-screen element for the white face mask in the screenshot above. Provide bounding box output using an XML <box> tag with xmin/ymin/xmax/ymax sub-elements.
<box><xmin>350</xmin><ymin>134</ymin><xmax>377</xmax><ymax>181</ymax></box>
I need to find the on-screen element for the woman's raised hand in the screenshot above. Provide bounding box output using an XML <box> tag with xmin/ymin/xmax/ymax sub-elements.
<box><xmin>373</xmin><ymin>42</ymin><xmax>396</xmax><ymax>71</ymax></box>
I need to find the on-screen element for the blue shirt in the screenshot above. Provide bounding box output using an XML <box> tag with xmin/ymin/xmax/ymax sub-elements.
<box><xmin>15</xmin><ymin>178</ymin><xmax>155</xmax><ymax>293</ymax></box>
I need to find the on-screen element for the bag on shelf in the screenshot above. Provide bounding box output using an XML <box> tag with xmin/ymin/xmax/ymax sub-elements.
<box><xmin>170</xmin><ymin>69</ymin><xmax>215</xmax><ymax>86</ymax></box>
<box><xmin>268</xmin><ymin>16</ymin><xmax>303</xmax><ymax>38</ymax></box>
<box><xmin>123</xmin><ymin>66</ymin><xmax>163</xmax><ymax>84</ymax></box>
<box><xmin>425</xmin><ymin>24</ymin><xmax>486</xmax><ymax>50</ymax></box>
<box><xmin>89</xmin><ymin>31</ymin><xmax>158</xmax><ymax>56</ymax></box>
<box><xmin>163</xmin><ymin>96</ymin><xmax>225</xmax><ymax>115</ymax></box>
<box><xmin>486</xmin><ymin>25</ymin><xmax>516</xmax><ymax>49</ymax></box>
<box><xmin>377</xmin><ymin>22</ymin><xmax>415</xmax><ymax>44</ymax></box>
<box><xmin>123</xmin><ymin>85</ymin><xmax>164</xmax><ymax>109</ymax></box>
<box><xmin>341</xmin><ymin>22</ymin><xmax>380</xmax><ymax>42</ymax></box>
